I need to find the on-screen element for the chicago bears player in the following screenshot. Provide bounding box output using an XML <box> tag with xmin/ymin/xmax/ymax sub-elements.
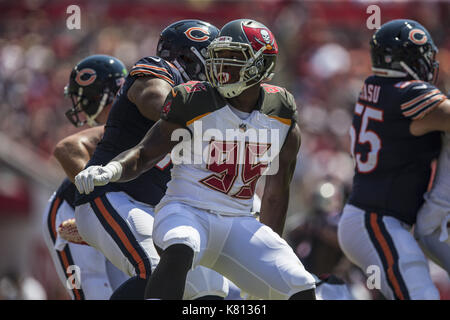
<box><xmin>75</xmin><ymin>19</ymin><xmax>317</xmax><ymax>300</ymax></box>
<box><xmin>72</xmin><ymin>20</ymin><xmax>230</xmax><ymax>300</ymax></box>
<box><xmin>338</xmin><ymin>19</ymin><xmax>450</xmax><ymax>300</ymax></box>
<box><xmin>42</xmin><ymin>54</ymin><xmax>130</xmax><ymax>300</ymax></box>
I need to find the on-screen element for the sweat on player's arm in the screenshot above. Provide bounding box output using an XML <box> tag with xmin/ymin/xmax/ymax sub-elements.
<box><xmin>114</xmin><ymin>118</ymin><xmax>183</xmax><ymax>182</ymax></box>
<box><xmin>74</xmin><ymin>78</ymin><xmax>196</xmax><ymax>194</ymax></box>
<box><xmin>410</xmin><ymin>98</ymin><xmax>450</xmax><ymax>136</ymax></box>
<box><xmin>53</xmin><ymin>125</ymin><xmax>104</xmax><ymax>182</ymax></box>
<box><xmin>127</xmin><ymin>77</ymin><xmax>174</xmax><ymax>122</ymax></box>
<box><xmin>74</xmin><ymin>118</ymin><xmax>183</xmax><ymax>194</ymax></box>
<box><xmin>259</xmin><ymin>123</ymin><xmax>302</xmax><ymax>236</ymax></box>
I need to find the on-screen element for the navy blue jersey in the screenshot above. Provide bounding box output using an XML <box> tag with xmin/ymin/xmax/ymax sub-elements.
<box><xmin>347</xmin><ymin>76</ymin><xmax>445</xmax><ymax>225</ymax></box>
<box><xmin>75</xmin><ymin>57</ymin><xmax>183</xmax><ymax>206</ymax></box>
<box><xmin>56</xmin><ymin>178</ymin><xmax>76</xmax><ymax>209</ymax></box>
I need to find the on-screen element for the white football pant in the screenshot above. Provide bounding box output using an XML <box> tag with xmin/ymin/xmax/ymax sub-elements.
<box><xmin>42</xmin><ymin>192</ymin><xmax>129</xmax><ymax>299</ymax></box>
<box><xmin>153</xmin><ymin>201</ymin><xmax>316</xmax><ymax>300</ymax></box>
<box><xmin>75</xmin><ymin>191</ymin><xmax>229</xmax><ymax>299</ymax></box>
<box><xmin>338</xmin><ymin>204</ymin><xmax>440</xmax><ymax>300</ymax></box>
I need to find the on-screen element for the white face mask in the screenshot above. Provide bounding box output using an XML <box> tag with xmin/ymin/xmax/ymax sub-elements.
<box><xmin>206</xmin><ymin>40</ymin><xmax>274</xmax><ymax>98</ymax></box>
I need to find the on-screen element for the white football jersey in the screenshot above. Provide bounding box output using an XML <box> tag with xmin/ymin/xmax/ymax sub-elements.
<box><xmin>156</xmin><ymin>81</ymin><xmax>297</xmax><ymax>215</ymax></box>
<box><xmin>429</xmin><ymin>132</ymin><xmax>450</xmax><ymax>197</ymax></box>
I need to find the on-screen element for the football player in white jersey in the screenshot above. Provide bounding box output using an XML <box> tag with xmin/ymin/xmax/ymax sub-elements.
<box><xmin>67</xmin><ymin>21</ymin><xmax>232</xmax><ymax>300</ymax></box>
<box><xmin>415</xmin><ymin>131</ymin><xmax>450</xmax><ymax>274</ymax></box>
<box><xmin>75</xmin><ymin>19</ymin><xmax>317</xmax><ymax>300</ymax></box>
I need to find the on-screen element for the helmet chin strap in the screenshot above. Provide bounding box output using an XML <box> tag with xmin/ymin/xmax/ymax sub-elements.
<box><xmin>173</xmin><ymin>59</ymin><xmax>191</xmax><ymax>82</ymax></box>
<box><xmin>372</xmin><ymin>67</ymin><xmax>408</xmax><ymax>78</ymax></box>
<box><xmin>190</xmin><ymin>46</ymin><xmax>206</xmax><ymax>66</ymax></box>
<box><xmin>399</xmin><ymin>61</ymin><xmax>421</xmax><ymax>81</ymax></box>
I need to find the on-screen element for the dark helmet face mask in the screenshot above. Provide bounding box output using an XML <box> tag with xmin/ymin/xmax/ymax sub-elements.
<box><xmin>64</xmin><ymin>85</ymin><xmax>86</xmax><ymax>127</ymax></box>
<box><xmin>65</xmin><ymin>85</ymin><xmax>112</xmax><ymax>127</ymax></box>
<box><xmin>64</xmin><ymin>55</ymin><xmax>127</xmax><ymax>127</ymax></box>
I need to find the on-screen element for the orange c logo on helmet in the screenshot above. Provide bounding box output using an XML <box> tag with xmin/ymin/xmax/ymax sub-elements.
<box><xmin>184</xmin><ymin>27</ymin><xmax>210</xmax><ymax>42</ymax></box>
<box><xmin>408</xmin><ymin>29</ymin><xmax>428</xmax><ymax>45</ymax></box>
<box><xmin>75</xmin><ymin>68</ymin><xmax>97</xmax><ymax>86</ymax></box>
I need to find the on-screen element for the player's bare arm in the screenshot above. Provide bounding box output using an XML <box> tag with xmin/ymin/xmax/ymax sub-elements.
<box><xmin>113</xmin><ymin>119</ymin><xmax>183</xmax><ymax>182</ymax></box>
<box><xmin>259</xmin><ymin>123</ymin><xmax>302</xmax><ymax>236</ymax></box>
<box><xmin>53</xmin><ymin>125</ymin><xmax>104</xmax><ymax>182</ymax></box>
<box><xmin>410</xmin><ymin>99</ymin><xmax>450</xmax><ymax>136</ymax></box>
<box><xmin>127</xmin><ymin>77</ymin><xmax>173</xmax><ymax>122</ymax></box>
<box><xmin>74</xmin><ymin>118</ymin><xmax>184</xmax><ymax>194</ymax></box>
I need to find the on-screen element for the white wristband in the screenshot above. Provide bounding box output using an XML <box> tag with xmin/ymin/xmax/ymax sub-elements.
<box><xmin>106</xmin><ymin>161</ymin><xmax>123</xmax><ymax>182</ymax></box>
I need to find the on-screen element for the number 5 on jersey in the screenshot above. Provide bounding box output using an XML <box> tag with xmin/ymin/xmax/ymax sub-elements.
<box><xmin>350</xmin><ymin>103</ymin><xmax>383</xmax><ymax>173</ymax></box>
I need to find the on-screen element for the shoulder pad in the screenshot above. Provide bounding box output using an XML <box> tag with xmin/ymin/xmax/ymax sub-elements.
<box><xmin>161</xmin><ymin>81</ymin><xmax>225</xmax><ymax>126</ymax></box>
<box><xmin>129</xmin><ymin>56</ymin><xmax>178</xmax><ymax>86</ymax></box>
<box><xmin>260</xmin><ymin>84</ymin><xmax>298</xmax><ymax>125</ymax></box>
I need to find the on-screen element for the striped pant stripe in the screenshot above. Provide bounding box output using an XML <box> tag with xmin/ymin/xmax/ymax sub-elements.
<box><xmin>365</xmin><ymin>212</ymin><xmax>410</xmax><ymax>300</ymax></box>
<box><xmin>90</xmin><ymin>195</ymin><xmax>152</xmax><ymax>279</ymax></box>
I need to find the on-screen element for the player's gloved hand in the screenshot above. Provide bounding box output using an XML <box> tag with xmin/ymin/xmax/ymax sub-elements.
<box><xmin>74</xmin><ymin>161</ymin><xmax>122</xmax><ymax>194</ymax></box>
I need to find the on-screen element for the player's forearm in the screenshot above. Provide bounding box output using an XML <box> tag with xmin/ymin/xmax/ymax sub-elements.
<box><xmin>260</xmin><ymin>192</ymin><xmax>289</xmax><ymax>237</ymax></box>
<box><xmin>54</xmin><ymin>140</ymin><xmax>91</xmax><ymax>182</ymax></box>
<box><xmin>111</xmin><ymin>145</ymin><xmax>165</xmax><ymax>182</ymax></box>
<box><xmin>111</xmin><ymin>120</ymin><xmax>178</xmax><ymax>182</ymax></box>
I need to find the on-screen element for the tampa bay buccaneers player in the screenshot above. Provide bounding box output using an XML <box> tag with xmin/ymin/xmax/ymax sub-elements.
<box><xmin>338</xmin><ymin>19</ymin><xmax>450</xmax><ymax>300</ymax></box>
<box><xmin>75</xmin><ymin>19</ymin><xmax>317</xmax><ymax>300</ymax></box>
<box><xmin>71</xmin><ymin>20</ymin><xmax>231</xmax><ymax>300</ymax></box>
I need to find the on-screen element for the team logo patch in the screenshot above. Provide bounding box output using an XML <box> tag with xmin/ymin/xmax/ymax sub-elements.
<box><xmin>184</xmin><ymin>27</ymin><xmax>210</xmax><ymax>42</ymax></box>
<box><xmin>408</xmin><ymin>29</ymin><xmax>428</xmax><ymax>45</ymax></box>
<box><xmin>242</xmin><ymin>25</ymin><xmax>278</xmax><ymax>54</ymax></box>
<box><xmin>162</xmin><ymin>100</ymin><xmax>171</xmax><ymax>116</ymax></box>
<box><xmin>216</xmin><ymin>36</ymin><xmax>233</xmax><ymax>43</ymax></box>
<box><xmin>75</xmin><ymin>68</ymin><xmax>97</xmax><ymax>86</ymax></box>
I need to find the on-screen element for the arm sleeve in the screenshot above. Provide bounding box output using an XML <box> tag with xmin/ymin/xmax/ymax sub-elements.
<box><xmin>129</xmin><ymin>57</ymin><xmax>177</xmax><ymax>87</ymax></box>
<box><xmin>398</xmin><ymin>81</ymin><xmax>447</xmax><ymax>120</ymax></box>
<box><xmin>285</xmin><ymin>90</ymin><xmax>298</xmax><ymax>124</ymax></box>
<box><xmin>160</xmin><ymin>85</ymin><xmax>190</xmax><ymax>126</ymax></box>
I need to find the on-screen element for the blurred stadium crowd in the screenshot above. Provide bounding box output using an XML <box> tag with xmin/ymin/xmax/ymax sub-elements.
<box><xmin>0</xmin><ymin>0</ymin><xmax>449</xmax><ymax>299</ymax></box>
